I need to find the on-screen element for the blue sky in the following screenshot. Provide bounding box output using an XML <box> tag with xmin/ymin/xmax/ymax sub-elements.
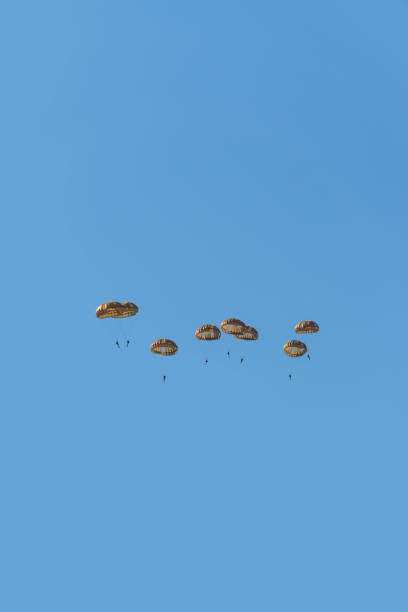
<box><xmin>1</xmin><ymin>1</ymin><xmax>408</xmax><ymax>610</ymax></box>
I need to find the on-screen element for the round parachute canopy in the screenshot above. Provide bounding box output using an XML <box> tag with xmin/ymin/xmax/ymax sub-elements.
<box><xmin>96</xmin><ymin>301</ymin><xmax>139</xmax><ymax>319</ymax></box>
<box><xmin>151</xmin><ymin>339</ymin><xmax>178</xmax><ymax>356</ymax></box>
<box><xmin>295</xmin><ymin>320</ymin><xmax>319</xmax><ymax>334</ymax></box>
<box><xmin>195</xmin><ymin>324</ymin><xmax>221</xmax><ymax>341</ymax></box>
<box><xmin>234</xmin><ymin>325</ymin><xmax>259</xmax><ymax>341</ymax></box>
<box><xmin>221</xmin><ymin>318</ymin><xmax>246</xmax><ymax>335</ymax></box>
<box><xmin>284</xmin><ymin>339</ymin><xmax>307</xmax><ymax>357</ymax></box>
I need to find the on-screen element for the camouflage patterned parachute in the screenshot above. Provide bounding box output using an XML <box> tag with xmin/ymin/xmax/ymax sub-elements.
<box><xmin>96</xmin><ymin>301</ymin><xmax>139</xmax><ymax>319</ymax></box>
<box><xmin>284</xmin><ymin>339</ymin><xmax>307</xmax><ymax>357</ymax></box>
<box><xmin>221</xmin><ymin>318</ymin><xmax>246</xmax><ymax>335</ymax></box>
<box><xmin>295</xmin><ymin>320</ymin><xmax>319</xmax><ymax>334</ymax></box>
<box><xmin>195</xmin><ymin>324</ymin><xmax>221</xmax><ymax>340</ymax></box>
<box><xmin>234</xmin><ymin>325</ymin><xmax>258</xmax><ymax>341</ymax></box>
<box><xmin>151</xmin><ymin>339</ymin><xmax>178</xmax><ymax>356</ymax></box>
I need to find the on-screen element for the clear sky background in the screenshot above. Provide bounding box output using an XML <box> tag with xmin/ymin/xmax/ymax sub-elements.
<box><xmin>1</xmin><ymin>1</ymin><xmax>407</xmax><ymax>610</ymax></box>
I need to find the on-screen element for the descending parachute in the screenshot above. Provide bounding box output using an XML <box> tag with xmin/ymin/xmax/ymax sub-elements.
<box><xmin>150</xmin><ymin>339</ymin><xmax>178</xmax><ymax>356</ymax></box>
<box><xmin>284</xmin><ymin>339</ymin><xmax>307</xmax><ymax>357</ymax></box>
<box><xmin>234</xmin><ymin>325</ymin><xmax>258</xmax><ymax>341</ymax></box>
<box><xmin>221</xmin><ymin>318</ymin><xmax>246</xmax><ymax>335</ymax></box>
<box><xmin>295</xmin><ymin>320</ymin><xmax>319</xmax><ymax>334</ymax></box>
<box><xmin>96</xmin><ymin>301</ymin><xmax>139</xmax><ymax>348</ymax></box>
<box><xmin>195</xmin><ymin>324</ymin><xmax>221</xmax><ymax>340</ymax></box>
<box><xmin>96</xmin><ymin>301</ymin><xmax>139</xmax><ymax>319</ymax></box>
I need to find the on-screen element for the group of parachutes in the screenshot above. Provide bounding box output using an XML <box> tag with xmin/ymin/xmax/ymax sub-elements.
<box><xmin>96</xmin><ymin>301</ymin><xmax>319</xmax><ymax>380</ymax></box>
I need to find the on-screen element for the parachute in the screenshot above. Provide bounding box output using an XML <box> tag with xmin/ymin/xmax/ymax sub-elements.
<box><xmin>284</xmin><ymin>339</ymin><xmax>307</xmax><ymax>357</ymax></box>
<box><xmin>221</xmin><ymin>318</ymin><xmax>246</xmax><ymax>335</ymax></box>
<box><xmin>96</xmin><ymin>301</ymin><xmax>139</xmax><ymax>319</ymax></box>
<box><xmin>234</xmin><ymin>325</ymin><xmax>258</xmax><ymax>341</ymax></box>
<box><xmin>151</xmin><ymin>339</ymin><xmax>178</xmax><ymax>356</ymax></box>
<box><xmin>295</xmin><ymin>320</ymin><xmax>319</xmax><ymax>334</ymax></box>
<box><xmin>195</xmin><ymin>324</ymin><xmax>221</xmax><ymax>340</ymax></box>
